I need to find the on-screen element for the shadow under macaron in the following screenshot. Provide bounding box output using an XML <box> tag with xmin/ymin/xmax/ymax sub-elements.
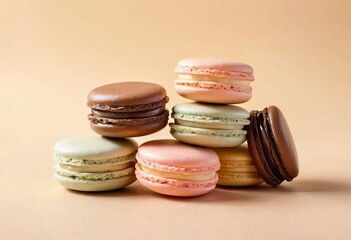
<box><xmin>63</xmin><ymin>181</ymin><xmax>151</xmax><ymax>198</ymax></box>
<box><xmin>217</xmin><ymin>178</ymin><xmax>351</xmax><ymax>194</ymax></box>
<box><xmin>270</xmin><ymin>179</ymin><xmax>351</xmax><ymax>193</ymax></box>
<box><xmin>150</xmin><ymin>187</ymin><xmax>261</xmax><ymax>203</ymax></box>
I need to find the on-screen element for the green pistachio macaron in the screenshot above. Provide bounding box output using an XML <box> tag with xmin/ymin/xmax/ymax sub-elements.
<box><xmin>53</xmin><ymin>135</ymin><xmax>138</xmax><ymax>191</ymax></box>
<box><xmin>170</xmin><ymin>102</ymin><xmax>250</xmax><ymax>147</ymax></box>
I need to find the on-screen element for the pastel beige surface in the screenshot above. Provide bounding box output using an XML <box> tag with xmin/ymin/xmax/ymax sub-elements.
<box><xmin>1</xmin><ymin>1</ymin><xmax>350</xmax><ymax>240</ymax></box>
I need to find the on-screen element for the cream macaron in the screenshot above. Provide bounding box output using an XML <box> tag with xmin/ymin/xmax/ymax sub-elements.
<box><xmin>213</xmin><ymin>145</ymin><xmax>263</xmax><ymax>186</ymax></box>
<box><xmin>170</xmin><ymin>102</ymin><xmax>250</xmax><ymax>147</ymax></box>
<box><xmin>53</xmin><ymin>135</ymin><xmax>138</xmax><ymax>191</ymax></box>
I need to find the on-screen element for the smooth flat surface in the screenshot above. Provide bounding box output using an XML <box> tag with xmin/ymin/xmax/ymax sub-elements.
<box><xmin>1</xmin><ymin>1</ymin><xmax>350</xmax><ymax>239</ymax></box>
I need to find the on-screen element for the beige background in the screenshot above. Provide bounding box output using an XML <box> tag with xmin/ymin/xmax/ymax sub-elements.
<box><xmin>1</xmin><ymin>0</ymin><xmax>351</xmax><ymax>239</ymax></box>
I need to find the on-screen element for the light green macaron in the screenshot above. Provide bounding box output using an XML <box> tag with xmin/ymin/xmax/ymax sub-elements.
<box><xmin>53</xmin><ymin>135</ymin><xmax>138</xmax><ymax>191</ymax></box>
<box><xmin>170</xmin><ymin>102</ymin><xmax>250</xmax><ymax>147</ymax></box>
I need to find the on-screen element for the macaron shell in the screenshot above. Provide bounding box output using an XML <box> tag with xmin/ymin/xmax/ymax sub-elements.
<box><xmin>55</xmin><ymin>174</ymin><xmax>136</xmax><ymax>192</ymax></box>
<box><xmin>175</xmin><ymin>57</ymin><xmax>254</xmax><ymax>80</ymax></box>
<box><xmin>136</xmin><ymin>177</ymin><xmax>216</xmax><ymax>197</ymax></box>
<box><xmin>175</xmin><ymin>84</ymin><xmax>252</xmax><ymax>104</ymax></box>
<box><xmin>90</xmin><ymin>119</ymin><xmax>168</xmax><ymax>138</ymax></box>
<box><xmin>174</xmin><ymin>118</ymin><xmax>245</xmax><ymax>130</ymax></box>
<box><xmin>172</xmin><ymin>102</ymin><xmax>250</xmax><ymax>119</ymax></box>
<box><xmin>137</xmin><ymin>139</ymin><xmax>219</xmax><ymax>169</ymax></box>
<box><xmin>171</xmin><ymin>130</ymin><xmax>246</xmax><ymax>147</ymax></box>
<box><xmin>267</xmin><ymin>106</ymin><xmax>299</xmax><ymax>179</ymax></box>
<box><xmin>54</xmin><ymin>135</ymin><xmax>138</xmax><ymax>160</ymax></box>
<box><xmin>170</xmin><ymin>124</ymin><xmax>246</xmax><ymax>147</ymax></box>
<box><xmin>217</xmin><ymin>172</ymin><xmax>263</xmax><ymax>186</ymax></box>
<box><xmin>212</xmin><ymin>145</ymin><xmax>251</xmax><ymax>161</ymax></box>
<box><xmin>87</xmin><ymin>82</ymin><xmax>167</xmax><ymax>106</ymax></box>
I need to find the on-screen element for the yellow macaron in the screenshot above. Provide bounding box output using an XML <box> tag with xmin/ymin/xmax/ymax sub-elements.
<box><xmin>213</xmin><ymin>145</ymin><xmax>263</xmax><ymax>186</ymax></box>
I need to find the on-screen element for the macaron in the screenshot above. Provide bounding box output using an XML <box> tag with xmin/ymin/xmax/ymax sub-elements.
<box><xmin>170</xmin><ymin>102</ymin><xmax>250</xmax><ymax>147</ymax></box>
<box><xmin>135</xmin><ymin>139</ymin><xmax>220</xmax><ymax>197</ymax></box>
<box><xmin>54</xmin><ymin>135</ymin><xmax>138</xmax><ymax>191</ymax></box>
<box><xmin>88</xmin><ymin>82</ymin><xmax>169</xmax><ymax>138</ymax></box>
<box><xmin>174</xmin><ymin>57</ymin><xmax>254</xmax><ymax>104</ymax></box>
<box><xmin>247</xmin><ymin>106</ymin><xmax>299</xmax><ymax>186</ymax></box>
<box><xmin>212</xmin><ymin>145</ymin><xmax>263</xmax><ymax>186</ymax></box>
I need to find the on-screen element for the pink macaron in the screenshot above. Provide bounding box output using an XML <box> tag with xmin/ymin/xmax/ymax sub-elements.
<box><xmin>135</xmin><ymin>139</ymin><xmax>220</xmax><ymax>197</ymax></box>
<box><xmin>175</xmin><ymin>57</ymin><xmax>254</xmax><ymax>104</ymax></box>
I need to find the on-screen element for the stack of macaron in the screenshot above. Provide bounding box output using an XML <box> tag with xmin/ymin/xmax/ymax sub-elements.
<box><xmin>170</xmin><ymin>58</ymin><xmax>254</xmax><ymax>149</ymax></box>
<box><xmin>167</xmin><ymin>57</ymin><xmax>298</xmax><ymax>189</ymax></box>
<box><xmin>53</xmin><ymin>57</ymin><xmax>299</xmax><ymax>197</ymax></box>
<box><xmin>167</xmin><ymin>58</ymin><xmax>262</xmax><ymax>188</ymax></box>
<box><xmin>54</xmin><ymin>82</ymin><xmax>170</xmax><ymax>191</ymax></box>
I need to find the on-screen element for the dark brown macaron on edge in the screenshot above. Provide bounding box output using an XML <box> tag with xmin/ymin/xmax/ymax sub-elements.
<box><xmin>247</xmin><ymin>106</ymin><xmax>299</xmax><ymax>186</ymax></box>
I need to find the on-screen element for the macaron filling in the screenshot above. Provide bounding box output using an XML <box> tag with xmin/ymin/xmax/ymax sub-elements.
<box><xmin>219</xmin><ymin>160</ymin><xmax>258</xmax><ymax>172</ymax></box>
<box><xmin>170</xmin><ymin>124</ymin><xmax>247</xmax><ymax>137</ymax></box>
<box><xmin>216</xmin><ymin>171</ymin><xmax>263</xmax><ymax>186</ymax></box>
<box><xmin>88</xmin><ymin>110</ymin><xmax>169</xmax><ymax>126</ymax></box>
<box><xmin>136</xmin><ymin>165</ymin><xmax>218</xmax><ymax>188</ymax></box>
<box><xmin>172</xmin><ymin>113</ymin><xmax>250</xmax><ymax>129</ymax></box>
<box><xmin>217</xmin><ymin>171</ymin><xmax>261</xmax><ymax>179</ymax></box>
<box><xmin>54</xmin><ymin>152</ymin><xmax>137</xmax><ymax>173</ymax></box>
<box><xmin>55</xmin><ymin>166</ymin><xmax>135</xmax><ymax>181</ymax></box>
<box><xmin>91</xmin><ymin>107</ymin><xmax>165</xmax><ymax>119</ymax></box>
<box><xmin>54</xmin><ymin>152</ymin><xmax>136</xmax><ymax>166</ymax></box>
<box><xmin>58</xmin><ymin>162</ymin><xmax>135</xmax><ymax>173</ymax></box>
<box><xmin>137</xmin><ymin>163</ymin><xmax>216</xmax><ymax>181</ymax></box>
<box><xmin>175</xmin><ymin>80</ymin><xmax>252</xmax><ymax>93</ymax></box>
<box><xmin>136</xmin><ymin>153</ymin><xmax>220</xmax><ymax>174</ymax></box>
<box><xmin>175</xmin><ymin>66</ymin><xmax>254</xmax><ymax>79</ymax></box>
<box><xmin>177</xmin><ymin>74</ymin><xmax>252</xmax><ymax>84</ymax></box>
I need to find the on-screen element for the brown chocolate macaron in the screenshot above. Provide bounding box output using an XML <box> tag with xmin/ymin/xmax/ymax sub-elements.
<box><xmin>247</xmin><ymin>106</ymin><xmax>299</xmax><ymax>186</ymax></box>
<box><xmin>88</xmin><ymin>82</ymin><xmax>169</xmax><ymax>137</ymax></box>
